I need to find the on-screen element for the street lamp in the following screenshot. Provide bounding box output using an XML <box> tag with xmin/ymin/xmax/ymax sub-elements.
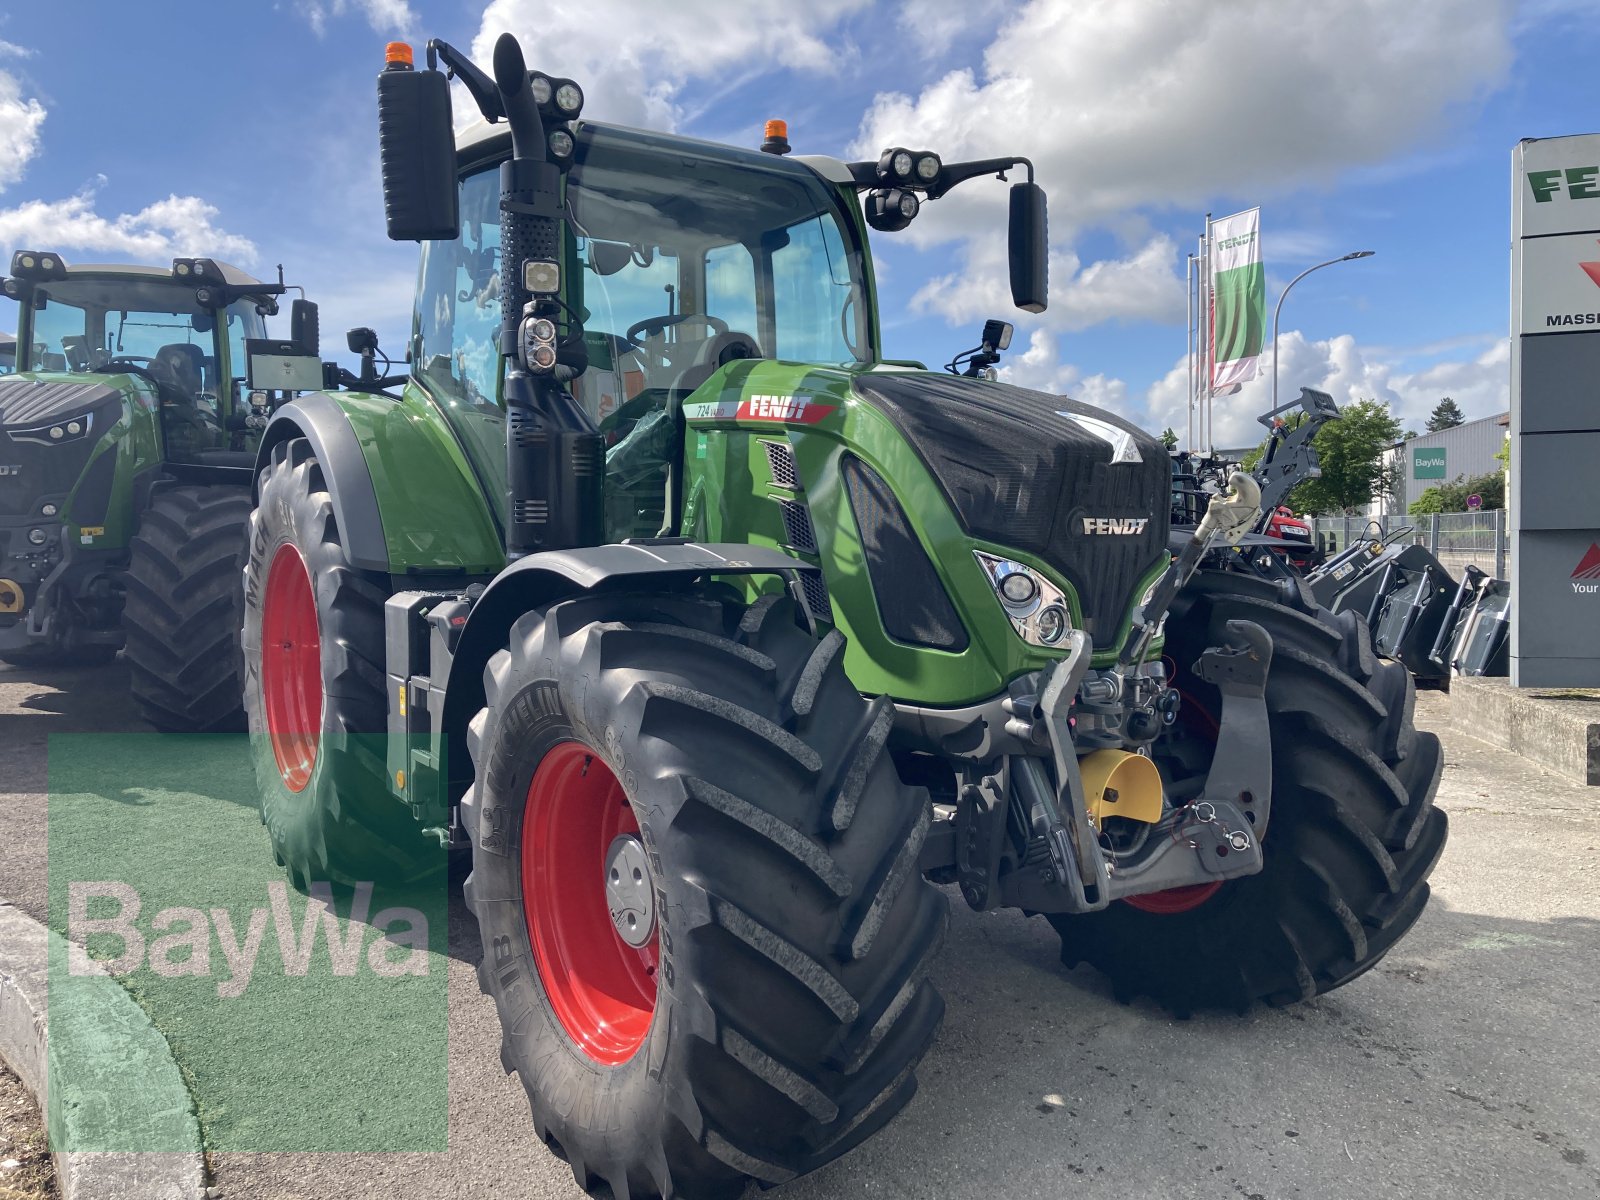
<box><xmin>1271</xmin><ymin>249</ymin><xmax>1375</xmax><ymax>411</ymax></box>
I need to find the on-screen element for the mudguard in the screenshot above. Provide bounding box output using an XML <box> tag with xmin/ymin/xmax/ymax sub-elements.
<box><xmin>438</xmin><ymin>540</ymin><xmax>821</xmax><ymax>792</ymax></box>
<box><xmin>254</xmin><ymin>389</ymin><xmax>502</xmax><ymax>577</ymax></box>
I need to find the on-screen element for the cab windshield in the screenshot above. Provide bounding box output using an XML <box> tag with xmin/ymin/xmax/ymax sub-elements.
<box><xmin>21</xmin><ymin>276</ymin><xmax>267</xmax><ymax>460</ymax></box>
<box><xmin>24</xmin><ymin>279</ymin><xmax>263</xmax><ymax>403</ymax></box>
<box><xmin>414</xmin><ymin>124</ymin><xmax>873</xmax><ymax>511</ymax></box>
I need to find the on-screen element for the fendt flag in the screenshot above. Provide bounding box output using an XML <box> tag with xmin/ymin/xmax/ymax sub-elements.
<box><xmin>1210</xmin><ymin>207</ymin><xmax>1266</xmax><ymax>390</ymax></box>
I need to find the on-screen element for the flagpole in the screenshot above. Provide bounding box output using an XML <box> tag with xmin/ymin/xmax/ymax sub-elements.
<box><xmin>1203</xmin><ymin>212</ymin><xmax>1213</xmax><ymax>454</ymax></box>
<box><xmin>1185</xmin><ymin>252</ymin><xmax>1195</xmax><ymax>450</ymax></box>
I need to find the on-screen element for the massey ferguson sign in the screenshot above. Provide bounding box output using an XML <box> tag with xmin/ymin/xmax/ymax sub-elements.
<box><xmin>1512</xmin><ymin>133</ymin><xmax>1600</xmax><ymax>684</ymax></box>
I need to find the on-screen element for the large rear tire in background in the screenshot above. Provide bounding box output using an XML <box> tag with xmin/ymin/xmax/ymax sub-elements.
<box><xmin>241</xmin><ymin>437</ymin><xmax>440</xmax><ymax>888</ymax></box>
<box><xmin>462</xmin><ymin>591</ymin><xmax>947</xmax><ymax>1200</ymax></box>
<box><xmin>124</xmin><ymin>483</ymin><xmax>252</xmax><ymax>732</ymax></box>
<box><xmin>1049</xmin><ymin>570</ymin><xmax>1447</xmax><ymax>1015</ymax></box>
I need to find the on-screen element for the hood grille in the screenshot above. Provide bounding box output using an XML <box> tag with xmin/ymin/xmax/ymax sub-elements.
<box><xmin>852</xmin><ymin>373</ymin><xmax>1169</xmax><ymax>637</ymax></box>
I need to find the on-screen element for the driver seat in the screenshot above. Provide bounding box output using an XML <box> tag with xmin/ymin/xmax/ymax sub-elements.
<box><xmin>154</xmin><ymin>343</ymin><xmax>205</xmax><ymax>401</ymax></box>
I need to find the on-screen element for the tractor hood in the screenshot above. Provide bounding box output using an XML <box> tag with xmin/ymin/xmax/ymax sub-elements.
<box><xmin>0</xmin><ymin>375</ymin><xmax>128</xmax><ymax>519</ymax></box>
<box><xmin>852</xmin><ymin>372</ymin><xmax>1170</xmax><ymax>634</ymax></box>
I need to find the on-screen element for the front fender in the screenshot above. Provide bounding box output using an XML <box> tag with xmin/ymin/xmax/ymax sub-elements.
<box><xmin>255</xmin><ymin>387</ymin><xmax>502</xmax><ymax>576</ymax></box>
<box><xmin>439</xmin><ymin>541</ymin><xmax>820</xmax><ymax>793</ymax></box>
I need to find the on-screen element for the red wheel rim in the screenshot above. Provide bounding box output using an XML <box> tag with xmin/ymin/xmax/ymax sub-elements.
<box><xmin>522</xmin><ymin>741</ymin><xmax>658</xmax><ymax>1065</ymax></box>
<box><xmin>1123</xmin><ymin>687</ymin><xmax>1223</xmax><ymax>915</ymax></box>
<box><xmin>260</xmin><ymin>544</ymin><xmax>322</xmax><ymax>793</ymax></box>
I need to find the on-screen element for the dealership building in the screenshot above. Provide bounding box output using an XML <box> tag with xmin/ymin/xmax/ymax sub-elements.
<box><xmin>1379</xmin><ymin>410</ymin><xmax>1509</xmax><ymax>514</ymax></box>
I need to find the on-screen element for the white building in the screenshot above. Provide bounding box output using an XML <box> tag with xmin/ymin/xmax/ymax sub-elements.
<box><xmin>1378</xmin><ymin>410</ymin><xmax>1509</xmax><ymax>515</ymax></box>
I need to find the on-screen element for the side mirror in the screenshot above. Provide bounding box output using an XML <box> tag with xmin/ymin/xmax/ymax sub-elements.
<box><xmin>377</xmin><ymin>59</ymin><xmax>460</xmax><ymax>241</ymax></box>
<box><xmin>1008</xmin><ymin>181</ymin><xmax>1048</xmax><ymax>314</ymax></box>
<box><xmin>291</xmin><ymin>299</ymin><xmax>320</xmax><ymax>358</ymax></box>
<box><xmin>587</xmin><ymin>240</ymin><xmax>635</xmax><ymax>277</ymax></box>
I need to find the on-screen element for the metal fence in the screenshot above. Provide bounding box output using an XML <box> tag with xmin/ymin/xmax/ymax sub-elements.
<box><xmin>1309</xmin><ymin>510</ymin><xmax>1509</xmax><ymax>579</ymax></box>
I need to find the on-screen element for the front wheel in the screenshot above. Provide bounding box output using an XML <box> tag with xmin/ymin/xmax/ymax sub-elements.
<box><xmin>241</xmin><ymin>437</ymin><xmax>440</xmax><ymax>888</ymax></box>
<box><xmin>462</xmin><ymin>591</ymin><xmax>947</xmax><ymax>1200</ymax></box>
<box><xmin>1049</xmin><ymin>571</ymin><xmax>1447</xmax><ymax>1014</ymax></box>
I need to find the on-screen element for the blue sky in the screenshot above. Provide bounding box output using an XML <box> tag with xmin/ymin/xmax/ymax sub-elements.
<box><xmin>2</xmin><ymin>0</ymin><xmax>1596</xmax><ymax>447</ymax></box>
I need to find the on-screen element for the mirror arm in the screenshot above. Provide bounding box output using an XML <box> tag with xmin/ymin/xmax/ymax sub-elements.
<box><xmin>426</xmin><ymin>38</ymin><xmax>504</xmax><ymax>123</ymax></box>
<box><xmin>842</xmin><ymin>155</ymin><xmax>1033</xmax><ymax>200</ymax></box>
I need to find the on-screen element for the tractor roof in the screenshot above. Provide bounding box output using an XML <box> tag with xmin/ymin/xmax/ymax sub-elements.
<box><xmin>62</xmin><ymin>261</ymin><xmax>266</xmax><ymax>288</ymax></box>
<box><xmin>452</xmin><ymin>117</ymin><xmax>851</xmax><ymax>185</ymax></box>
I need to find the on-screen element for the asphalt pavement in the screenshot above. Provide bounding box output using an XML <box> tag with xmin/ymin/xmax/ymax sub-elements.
<box><xmin>1</xmin><ymin>658</ymin><xmax>1596</xmax><ymax>1199</ymax></box>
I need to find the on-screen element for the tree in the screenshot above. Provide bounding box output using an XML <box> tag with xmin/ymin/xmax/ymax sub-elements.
<box><xmin>1160</xmin><ymin>427</ymin><xmax>1179</xmax><ymax>450</ymax></box>
<box><xmin>1281</xmin><ymin>399</ymin><xmax>1402</xmax><ymax>514</ymax></box>
<box><xmin>1425</xmin><ymin>397</ymin><xmax>1466</xmax><ymax>432</ymax></box>
<box><xmin>1408</xmin><ymin>471</ymin><xmax>1505</xmax><ymax>515</ymax></box>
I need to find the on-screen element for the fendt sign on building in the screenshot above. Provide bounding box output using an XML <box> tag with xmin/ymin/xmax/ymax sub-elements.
<box><xmin>1512</xmin><ymin>134</ymin><xmax>1600</xmax><ymax>685</ymax></box>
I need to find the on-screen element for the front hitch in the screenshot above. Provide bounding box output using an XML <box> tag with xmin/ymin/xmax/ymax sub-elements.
<box><xmin>999</xmin><ymin>619</ymin><xmax>1274</xmax><ymax>914</ymax></box>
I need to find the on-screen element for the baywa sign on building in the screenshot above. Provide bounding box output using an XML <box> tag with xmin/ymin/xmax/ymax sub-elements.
<box><xmin>1412</xmin><ymin>447</ymin><xmax>1447</xmax><ymax>479</ymax></box>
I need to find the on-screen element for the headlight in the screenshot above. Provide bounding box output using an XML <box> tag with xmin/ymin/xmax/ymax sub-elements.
<box><xmin>915</xmin><ymin>152</ymin><xmax>941</xmax><ymax>182</ymax></box>
<box><xmin>975</xmin><ymin>552</ymin><xmax>1075</xmax><ymax>649</ymax></box>
<box><xmin>7</xmin><ymin>411</ymin><xmax>94</xmax><ymax>446</ymax></box>
<box><xmin>528</xmin><ymin>74</ymin><xmax>553</xmax><ymax>106</ymax></box>
<box><xmin>554</xmin><ymin>81</ymin><xmax>583</xmax><ymax>116</ymax></box>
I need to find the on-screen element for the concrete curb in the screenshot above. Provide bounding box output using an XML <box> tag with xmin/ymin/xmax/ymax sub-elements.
<box><xmin>0</xmin><ymin>899</ymin><xmax>207</xmax><ymax>1200</ymax></box>
<box><xmin>1449</xmin><ymin>675</ymin><xmax>1600</xmax><ymax>786</ymax></box>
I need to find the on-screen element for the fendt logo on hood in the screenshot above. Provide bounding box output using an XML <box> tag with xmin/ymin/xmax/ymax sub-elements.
<box><xmin>1081</xmin><ymin>517</ymin><xmax>1149</xmax><ymax>536</ymax></box>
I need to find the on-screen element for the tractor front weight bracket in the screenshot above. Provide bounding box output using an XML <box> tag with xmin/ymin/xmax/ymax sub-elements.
<box><xmin>999</xmin><ymin>620</ymin><xmax>1275</xmax><ymax>915</ymax></box>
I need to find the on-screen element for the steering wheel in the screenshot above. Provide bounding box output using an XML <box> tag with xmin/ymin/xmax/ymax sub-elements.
<box><xmin>104</xmin><ymin>356</ymin><xmax>168</xmax><ymax>384</ymax></box>
<box><xmin>625</xmin><ymin>312</ymin><xmax>727</xmax><ymax>349</ymax></box>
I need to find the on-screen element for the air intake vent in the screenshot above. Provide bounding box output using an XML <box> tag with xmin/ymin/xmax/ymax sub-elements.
<box><xmin>799</xmin><ymin>571</ymin><xmax>832</xmax><ymax>622</ymax></box>
<box><xmin>762</xmin><ymin>439</ymin><xmax>799</xmax><ymax>489</ymax></box>
<box><xmin>776</xmin><ymin>498</ymin><xmax>818</xmax><ymax>554</ymax></box>
<box><xmin>842</xmin><ymin>454</ymin><xmax>968</xmax><ymax>652</ymax></box>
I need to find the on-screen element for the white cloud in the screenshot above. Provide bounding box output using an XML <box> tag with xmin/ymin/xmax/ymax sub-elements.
<box><xmin>914</xmin><ymin>233</ymin><xmax>1185</xmax><ymax>330</ymax></box>
<box><xmin>0</xmin><ymin>39</ymin><xmax>35</xmax><ymax>59</ymax></box>
<box><xmin>1142</xmin><ymin>330</ymin><xmax>1510</xmax><ymax>451</ymax></box>
<box><xmin>894</xmin><ymin>0</ymin><xmax>1009</xmax><ymax>58</ymax></box>
<box><xmin>856</xmin><ymin>0</ymin><xmax>1510</xmax><ymax>232</ymax></box>
<box><xmin>853</xmin><ymin>0</ymin><xmax>1511</xmax><ymax>338</ymax></box>
<box><xmin>300</xmin><ymin>0</ymin><xmax>416</xmax><ymax>36</ymax></box>
<box><xmin>472</xmin><ymin>0</ymin><xmax>870</xmax><ymax>129</ymax></box>
<box><xmin>999</xmin><ymin>328</ymin><xmax>1130</xmax><ymax>408</ymax></box>
<box><xmin>0</xmin><ymin>182</ymin><xmax>257</xmax><ymax>265</ymax></box>
<box><xmin>0</xmin><ymin>66</ymin><xmax>45</xmax><ymax>192</ymax></box>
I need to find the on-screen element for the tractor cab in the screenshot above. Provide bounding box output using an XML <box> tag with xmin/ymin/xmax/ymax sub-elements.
<box><xmin>2</xmin><ymin>255</ymin><xmax>281</xmax><ymax>464</ymax></box>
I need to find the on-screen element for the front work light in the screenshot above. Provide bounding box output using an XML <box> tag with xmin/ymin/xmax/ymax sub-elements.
<box><xmin>522</xmin><ymin>260</ymin><xmax>560</xmax><ymax>294</ymax></box>
<box><xmin>865</xmin><ymin>188</ymin><xmax>919</xmax><ymax>232</ymax></box>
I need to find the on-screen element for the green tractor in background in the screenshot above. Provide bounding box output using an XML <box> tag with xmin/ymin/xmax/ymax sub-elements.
<box><xmin>0</xmin><ymin>254</ymin><xmax>311</xmax><ymax>729</ymax></box>
<box><xmin>241</xmin><ymin>34</ymin><xmax>1446</xmax><ymax>1199</ymax></box>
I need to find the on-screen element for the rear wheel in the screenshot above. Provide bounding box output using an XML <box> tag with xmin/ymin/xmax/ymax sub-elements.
<box><xmin>463</xmin><ymin>591</ymin><xmax>947</xmax><ymax>1199</ymax></box>
<box><xmin>124</xmin><ymin>483</ymin><xmax>252</xmax><ymax>732</ymax></box>
<box><xmin>1049</xmin><ymin>571</ymin><xmax>1447</xmax><ymax>1013</ymax></box>
<box><xmin>241</xmin><ymin>437</ymin><xmax>440</xmax><ymax>887</ymax></box>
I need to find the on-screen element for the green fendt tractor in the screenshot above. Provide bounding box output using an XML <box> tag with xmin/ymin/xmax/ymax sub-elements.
<box><xmin>241</xmin><ymin>35</ymin><xmax>1446</xmax><ymax>1198</ymax></box>
<box><xmin>0</xmin><ymin>254</ymin><xmax>309</xmax><ymax>729</ymax></box>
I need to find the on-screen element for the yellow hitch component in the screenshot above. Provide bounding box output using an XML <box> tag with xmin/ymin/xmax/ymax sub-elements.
<box><xmin>0</xmin><ymin>580</ymin><xmax>23</xmax><ymax>613</ymax></box>
<box><xmin>1081</xmin><ymin>749</ymin><xmax>1164</xmax><ymax>825</ymax></box>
